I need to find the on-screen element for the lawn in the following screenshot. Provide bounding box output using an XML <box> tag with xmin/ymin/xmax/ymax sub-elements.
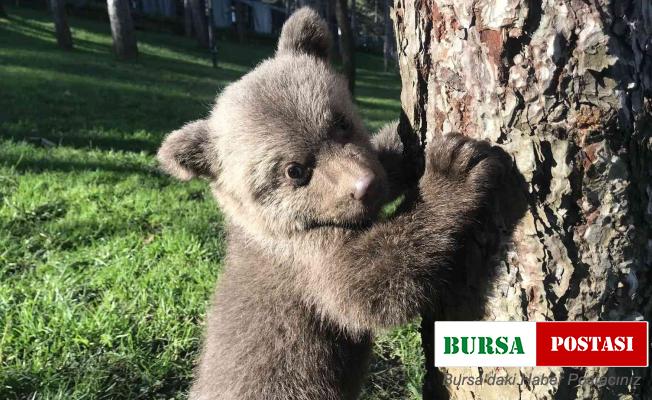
<box><xmin>0</xmin><ymin>7</ymin><xmax>423</xmax><ymax>399</ymax></box>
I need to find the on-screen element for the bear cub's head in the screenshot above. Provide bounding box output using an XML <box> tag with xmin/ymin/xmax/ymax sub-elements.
<box><xmin>157</xmin><ymin>7</ymin><xmax>388</xmax><ymax>237</ymax></box>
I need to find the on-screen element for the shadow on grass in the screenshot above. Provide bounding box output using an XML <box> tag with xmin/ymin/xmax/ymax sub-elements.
<box><xmin>6</xmin><ymin>156</ymin><xmax>159</xmax><ymax>176</ymax></box>
<box><xmin>1</xmin><ymin>357</ymin><xmax>194</xmax><ymax>400</ymax></box>
<box><xmin>20</xmin><ymin>133</ymin><xmax>162</xmax><ymax>154</ymax></box>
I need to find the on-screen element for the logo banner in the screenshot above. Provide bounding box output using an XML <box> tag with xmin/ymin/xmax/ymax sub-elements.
<box><xmin>433</xmin><ymin>321</ymin><xmax>649</xmax><ymax>367</ymax></box>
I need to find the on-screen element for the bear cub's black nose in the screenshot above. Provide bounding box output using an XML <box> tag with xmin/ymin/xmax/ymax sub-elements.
<box><xmin>352</xmin><ymin>173</ymin><xmax>376</xmax><ymax>200</ymax></box>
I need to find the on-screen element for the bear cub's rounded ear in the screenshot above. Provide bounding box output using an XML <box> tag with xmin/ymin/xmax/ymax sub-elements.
<box><xmin>277</xmin><ymin>7</ymin><xmax>331</xmax><ymax>61</ymax></box>
<box><xmin>157</xmin><ymin>119</ymin><xmax>215</xmax><ymax>181</ymax></box>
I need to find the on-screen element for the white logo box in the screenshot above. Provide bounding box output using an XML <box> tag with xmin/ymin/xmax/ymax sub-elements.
<box><xmin>433</xmin><ymin>321</ymin><xmax>537</xmax><ymax>367</ymax></box>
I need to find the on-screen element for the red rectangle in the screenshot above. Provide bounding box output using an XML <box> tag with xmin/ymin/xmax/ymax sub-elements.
<box><xmin>536</xmin><ymin>321</ymin><xmax>648</xmax><ymax>367</ymax></box>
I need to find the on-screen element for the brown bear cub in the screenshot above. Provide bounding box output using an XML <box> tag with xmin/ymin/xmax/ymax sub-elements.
<box><xmin>157</xmin><ymin>7</ymin><xmax>506</xmax><ymax>400</ymax></box>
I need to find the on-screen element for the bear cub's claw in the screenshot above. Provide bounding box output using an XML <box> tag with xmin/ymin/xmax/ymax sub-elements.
<box><xmin>421</xmin><ymin>133</ymin><xmax>509</xmax><ymax>207</ymax></box>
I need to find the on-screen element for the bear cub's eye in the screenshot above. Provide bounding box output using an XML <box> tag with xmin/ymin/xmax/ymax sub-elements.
<box><xmin>285</xmin><ymin>162</ymin><xmax>310</xmax><ymax>186</ymax></box>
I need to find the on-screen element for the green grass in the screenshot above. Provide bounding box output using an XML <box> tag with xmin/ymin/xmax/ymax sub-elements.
<box><xmin>0</xmin><ymin>7</ymin><xmax>422</xmax><ymax>399</ymax></box>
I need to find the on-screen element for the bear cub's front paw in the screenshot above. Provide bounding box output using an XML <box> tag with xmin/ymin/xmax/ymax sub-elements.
<box><xmin>420</xmin><ymin>133</ymin><xmax>508</xmax><ymax>206</ymax></box>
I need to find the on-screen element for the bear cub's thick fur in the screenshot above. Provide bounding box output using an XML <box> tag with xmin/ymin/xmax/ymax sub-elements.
<box><xmin>157</xmin><ymin>7</ymin><xmax>506</xmax><ymax>400</ymax></box>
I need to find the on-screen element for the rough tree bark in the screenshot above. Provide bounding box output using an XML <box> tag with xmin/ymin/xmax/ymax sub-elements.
<box><xmin>107</xmin><ymin>0</ymin><xmax>138</xmax><ymax>59</ymax></box>
<box><xmin>50</xmin><ymin>0</ymin><xmax>73</xmax><ymax>50</ymax></box>
<box><xmin>392</xmin><ymin>0</ymin><xmax>652</xmax><ymax>399</ymax></box>
<box><xmin>335</xmin><ymin>0</ymin><xmax>356</xmax><ymax>94</ymax></box>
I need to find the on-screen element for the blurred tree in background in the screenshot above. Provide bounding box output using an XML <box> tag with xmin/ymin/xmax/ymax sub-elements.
<box><xmin>49</xmin><ymin>0</ymin><xmax>73</xmax><ymax>49</ymax></box>
<box><xmin>335</xmin><ymin>0</ymin><xmax>355</xmax><ymax>94</ymax></box>
<box><xmin>189</xmin><ymin>0</ymin><xmax>207</xmax><ymax>46</ymax></box>
<box><xmin>183</xmin><ymin>0</ymin><xmax>192</xmax><ymax>35</ymax></box>
<box><xmin>107</xmin><ymin>0</ymin><xmax>138</xmax><ymax>58</ymax></box>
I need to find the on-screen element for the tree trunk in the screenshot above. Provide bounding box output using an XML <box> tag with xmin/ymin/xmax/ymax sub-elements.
<box><xmin>349</xmin><ymin>0</ymin><xmax>356</xmax><ymax>37</ymax></box>
<box><xmin>298</xmin><ymin>0</ymin><xmax>324</xmax><ymax>15</ymax></box>
<box><xmin>107</xmin><ymin>0</ymin><xmax>138</xmax><ymax>59</ymax></box>
<box><xmin>184</xmin><ymin>0</ymin><xmax>193</xmax><ymax>37</ymax></box>
<box><xmin>382</xmin><ymin>0</ymin><xmax>392</xmax><ymax>72</ymax></box>
<box><xmin>335</xmin><ymin>0</ymin><xmax>355</xmax><ymax>95</ymax></box>
<box><xmin>374</xmin><ymin>0</ymin><xmax>378</xmax><ymax>23</ymax></box>
<box><xmin>312</xmin><ymin>0</ymin><xmax>326</xmax><ymax>18</ymax></box>
<box><xmin>233</xmin><ymin>0</ymin><xmax>246</xmax><ymax>44</ymax></box>
<box><xmin>0</xmin><ymin>0</ymin><xmax>7</xmax><ymax>18</ymax></box>
<box><xmin>190</xmin><ymin>0</ymin><xmax>208</xmax><ymax>47</ymax></box>
<box><xmin>392</xmin><ymin>0</ymin><xmax>652</xmax><ymax>399</ymax></box>
<box><xmin>50</xmin><ymin>0</ymin><xmax>73</xmax><ymax>50</ymax></box>
<box><xmin>326</xmin><ymin>0</ymin><xmax>340</xmax><ymax>62</ymax></box>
